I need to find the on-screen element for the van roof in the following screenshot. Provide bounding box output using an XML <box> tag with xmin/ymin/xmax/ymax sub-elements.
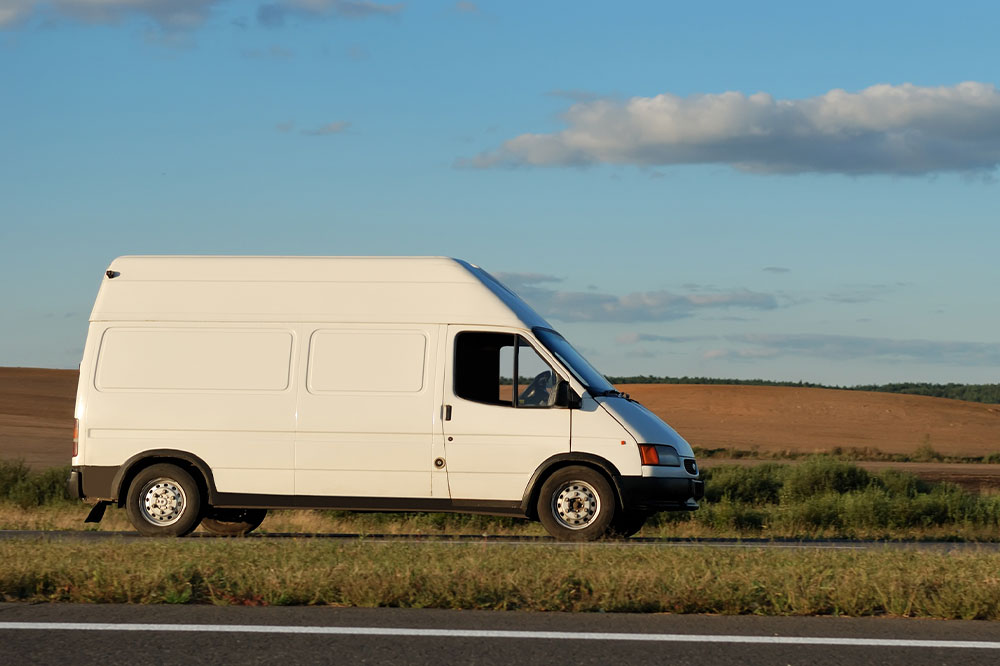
<box><xmin>91</xmin><ymin>256</ymin><xmax>552</xmax><ymax>328</ymax></box>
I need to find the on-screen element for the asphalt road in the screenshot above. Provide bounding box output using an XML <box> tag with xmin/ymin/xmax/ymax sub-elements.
<box><xmin>2</xmin><ymin>604</ymin><xmax>999</xmax><ymax>665</ymax></box>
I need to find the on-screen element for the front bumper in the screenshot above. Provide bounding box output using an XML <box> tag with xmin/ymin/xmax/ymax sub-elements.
<box><xmin>619</xmin><ymin>475</ymin><xmax>704</xmax><ymax>512</ymax></box>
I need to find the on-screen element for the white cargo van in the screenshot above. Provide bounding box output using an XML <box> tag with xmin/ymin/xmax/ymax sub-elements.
<box><xmin>68</xmin><ymin>256</ymin><xmax>702</xmax><ymax>540</ymax></box>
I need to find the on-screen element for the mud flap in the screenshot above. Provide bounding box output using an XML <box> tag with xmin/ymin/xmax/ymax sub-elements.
<box><xmin>85</xmin><ymin>502</ymin><xmax>108</xmax><ymax>523</ymax></box>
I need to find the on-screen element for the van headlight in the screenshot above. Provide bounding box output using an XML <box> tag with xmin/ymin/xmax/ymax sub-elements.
<box><xmin>637</xmin><ymin>444</ymin><xmax>681</xmax><ymax>467</ymax></box>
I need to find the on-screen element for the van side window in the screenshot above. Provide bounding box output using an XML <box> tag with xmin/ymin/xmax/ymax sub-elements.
<box><xmin>515</xmin><ymin>339</ymin><xmax>559</xmax><ymax>408</ymax></box>
<box><xmin>454</xmin><ymin>332</ymin><xmax>560</xmax><ymax>408</ymax></box>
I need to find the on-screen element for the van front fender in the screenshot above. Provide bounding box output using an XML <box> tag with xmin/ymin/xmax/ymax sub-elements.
<box><xmin>519</xmin><ymin>453</ymin><xmax>625</xmax><ymax>518</ymax></box>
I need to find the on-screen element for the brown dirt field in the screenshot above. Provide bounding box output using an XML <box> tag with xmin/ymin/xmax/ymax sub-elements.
<box><xmin>619</xmin><ymin>384</ymin><xmax>1000</xmax><ymax>458</ymax></box>
<box><xmin>1</xmin><ymin>368</ymin><xmax>998</xmax><ymax>471</ymax></box>
<box><xmin>0</xmin><ymin>367</ymin><xmax>77</xmax><ymax>468</ymax></box>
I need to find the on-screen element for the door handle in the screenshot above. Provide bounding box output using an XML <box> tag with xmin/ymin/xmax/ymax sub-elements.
<box><xmin>444</xmin><ymin>404</ymin><xmax>452</xmax><ymax>421</ymax></box>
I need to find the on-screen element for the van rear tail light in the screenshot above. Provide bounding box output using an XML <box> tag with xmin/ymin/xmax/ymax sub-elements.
<box><xmin>73</xmin><ymin>419</ymin><xmax>79</xmax><ymax>458</ymax></box>
<box><xmin>638</xmin><ymin>444</ymin><xmax>681</xmax><ymax>467</ymax></box>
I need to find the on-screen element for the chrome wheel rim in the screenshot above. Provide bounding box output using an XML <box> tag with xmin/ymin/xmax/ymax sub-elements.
<box><xmin>139</xmin><ymin>477</ymin><xmax>187</xmax><ymax>527</ymax></box>
<box><xmin>552</xmin><ymin>480</ymin><xmax>601</xmax><ymax>530</ymax></box>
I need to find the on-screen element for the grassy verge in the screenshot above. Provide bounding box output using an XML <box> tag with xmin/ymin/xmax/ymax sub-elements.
<box><xmin>692</xmin><ymin>457</ymin><xmax>1000</xmax><ymax>539</ymax></box>
<box><xmin>0</xmin><ymin>459</ymin><xmax>73</xmax><ymax>506</ymax></box>
<box><xmin>3</xmin><ymin>538</ymin><xmax>1000</xmax><ymax>618</ymax></box>
<box><xmin>4</xmin><ymin>502</ymin><xmax>1000</xmax><ymax>542</ymax></box>
<box><xmin>4</xmin><ymin>456</ymin><xmax>1000</xmax><ymax>540</ymax></box>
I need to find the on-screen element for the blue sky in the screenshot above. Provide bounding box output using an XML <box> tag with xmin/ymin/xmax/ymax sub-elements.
<box><xmin>1</xmin><ymin>0</ymin><xmax>998</xmax><ymax>385</ymax></box>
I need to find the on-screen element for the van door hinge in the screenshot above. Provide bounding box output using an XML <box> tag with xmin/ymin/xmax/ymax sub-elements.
<box><xmin>444</xmin><ymin>405</ymin><xmax>452</xmax><ymax>421</ymax></box>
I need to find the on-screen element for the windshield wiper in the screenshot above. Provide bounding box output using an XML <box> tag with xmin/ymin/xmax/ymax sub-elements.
<box><xmin>591</xmin><ymin>388</ymin><xmax>640</xmax><ymax>403</ymax></box>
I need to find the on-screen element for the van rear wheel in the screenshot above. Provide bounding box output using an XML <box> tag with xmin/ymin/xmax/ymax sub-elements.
<box><xmin>537</xmin><ymin>466</ymin><xmax>615</xmax><ymax>541</ymax></box>
<box><xmin>201</xmin><ymin>508</ymin><xmax>267</xmax><ymax>536</ymax></box>
<box><xmin>125</xmin><ymin>464</ymin><xmax>202</xmax><ymax>537</ymax></box>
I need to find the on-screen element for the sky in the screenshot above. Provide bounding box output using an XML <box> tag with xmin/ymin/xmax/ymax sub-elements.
<box><xmin>1</xmin><ymin>0</ymin><xmax>998</xmax><ymax>385</ymax></box>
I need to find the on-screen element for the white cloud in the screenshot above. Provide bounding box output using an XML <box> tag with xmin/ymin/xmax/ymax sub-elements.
<box><xmin>616</xmin><ymin>332</ymin><xmax>719</xmax><ymax>344</ymax></box>
<box><xmin>460</xmin><ymin>82</ymin><xmax>1000</xmax><ymax>176</ymax></box>
<box><xmin>624</xmin><ymin>348</ymin><xmax>658</xmax><ymax>359</ymax></box>
<box><xmin>0</xmin><ymin>0</ymin><xmax>222</xmax><ymax>29</ymax></box>
<box><xmin>704</xmin><ymin>347</ymin><xmax>780</xmax><ymax>360</ymax></box>
<box><xmin>258</xmin><ymin>0</ymin><xmax>403</xmax><ymax>26</ymax></box>
<box><xmin>302</xmin><ymin>120</ymin><xmax>350</xmax><ymax>135</ymax></box>
<box><xmin>497</xmin><ymin>272</ymin><xmax>778</xmax><ymax>323</ymax></box>
<box><xmin>0</xmin><ymin>0</ymin><xmax>405</xmax><ymax>28</ymax></box>
<box><xmin>722</xmin><ymin>333</ymin><xmax>1000</xmax><ymax>365</ymax></box>
<box><xmin>0</xmin><ymin>0</ymin><xmax>35</xmax><ymax>26</ymax></box>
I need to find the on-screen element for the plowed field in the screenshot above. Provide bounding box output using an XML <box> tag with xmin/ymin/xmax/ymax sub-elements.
<box><xmin>2</xmin><ymin>367</ymin><xmax>998</xmax><ymax>469</ymax></box>
<box><xmin>619</xmin><ymin>383</ymin><xmax>1000</xmax><ymax>457</ymax></box>
<box><xmin>0</xmin><ymin>367</ymin><xmax>77</xmax><ymax>468</ymax></box>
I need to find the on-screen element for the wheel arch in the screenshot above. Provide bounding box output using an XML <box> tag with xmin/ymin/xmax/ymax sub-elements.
<box><xmin>519</xmin><ymin>453</ymin><xmax>625</xmax><ymax>520</ymax></box>
<box><xmin>111</xmin><ymin>450</ymin><xmax>217</xmax><ymax>507</ymax></box>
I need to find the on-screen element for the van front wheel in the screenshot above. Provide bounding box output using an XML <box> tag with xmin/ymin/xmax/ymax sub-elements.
<box><xmin>201</xmin><ymin>508</ymin><xmax>267</xmax><ymax>536</ymax></box>
<box><xmin>537</xmin><ymin>466</ymin><xmax>615</xmax><ymax>541</ymax></box>
<box><xmin>125</xmin><ymin>464</ymin><xmax>203</xmax><ymax>537</ymax></box>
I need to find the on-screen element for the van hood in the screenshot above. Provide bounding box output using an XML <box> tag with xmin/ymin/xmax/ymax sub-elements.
<box><xmin>594</xmin><ymin>396</ymin><xmax>695</xmax><ymax>458</ymax></box>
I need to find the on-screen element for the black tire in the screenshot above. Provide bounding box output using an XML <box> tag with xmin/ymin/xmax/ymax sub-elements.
<box><xmin>537</xmin><ymin>465</ymin><xmax>616</xmax><ymax>541</ymax></box>
<box><xmin>609</xmin><ymin>511</ymin><xmax>651</xmax><ymax>538</ymax></box>
<box><xmin>125</xmin><ymin>463</ymin><xmax>203</xmax><ymax>537</ymax></box>
<box><xmin>201</xmin><ymin>508</ymin><xmax>267</xmax><ymax>536</ymax></box>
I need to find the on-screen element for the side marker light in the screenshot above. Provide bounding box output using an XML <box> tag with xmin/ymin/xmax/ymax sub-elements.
<box><xmin>638</xmin><ymin>444</ymin><xmax>659</xmax><ymax>465</ymax></box>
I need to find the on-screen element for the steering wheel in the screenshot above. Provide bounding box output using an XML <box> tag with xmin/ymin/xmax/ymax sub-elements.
<box><xmin>519</xmin><ymin>370</ymin><xmax>554</xmax><ymax>406</ymax></box>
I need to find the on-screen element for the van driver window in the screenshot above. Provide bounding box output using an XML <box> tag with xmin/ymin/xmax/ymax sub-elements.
<box><xmin>454</xmin><ymin>332</ymin><xmax>560</xmax><ymax>408</ymax></box>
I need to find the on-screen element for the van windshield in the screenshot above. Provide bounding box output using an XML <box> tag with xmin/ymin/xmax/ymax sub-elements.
<box><xmin>533</xmin><ymin>328</ymin><xmax>617</xmax><ymax>395</ymax></box>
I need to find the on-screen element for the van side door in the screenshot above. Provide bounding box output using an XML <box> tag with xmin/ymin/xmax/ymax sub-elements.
<box><xmin>442</xmin><ymin>327</ymin><xmax>570</xmax><ymax>501</ymax></box>
<box><xmin>294</xmin><ymin>325</ymin><xmax>437</xmax><ymax>498</ymax></box>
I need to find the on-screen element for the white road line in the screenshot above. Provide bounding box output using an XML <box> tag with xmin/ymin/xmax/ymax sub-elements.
<box><xmin>0</xmin><ymin>623</ymin><xmax>998</xmax><ymax>649</ymax></box>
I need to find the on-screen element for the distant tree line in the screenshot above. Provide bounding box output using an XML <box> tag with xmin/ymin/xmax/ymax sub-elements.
<box><xmin>848</xmin><ymin>382</ymin><xmax>1000</xmax><ymax>404</ymax></box>
<box><xmin>605</xmin><ymin>376</ymin><xmax>1000</xmax><ymax>405</ymax></box>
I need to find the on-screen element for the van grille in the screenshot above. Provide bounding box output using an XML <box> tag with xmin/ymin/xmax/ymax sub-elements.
<box><xmin>684</xmin><ymin>459</ymin><xmax>698</xmax><ymax>475</ymax></box>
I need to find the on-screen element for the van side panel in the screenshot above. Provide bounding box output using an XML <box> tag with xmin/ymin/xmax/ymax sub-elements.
<box><xmin>294</xmin><ymin>325</ymin><xmax>438</xmax><ymax>498</ymax></box>
<box><xmin>95</xmin><ymin>328</ymin><xmax>292</xmax><ymax>392</ymax></box>
<box><xmin>83</xmin><ymin>324</ymin><xmax>296</xmax><ymax>495</ymax></box>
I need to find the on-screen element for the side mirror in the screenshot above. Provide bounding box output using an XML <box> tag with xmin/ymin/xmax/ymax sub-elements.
<box><xmin>554</xmin><ymin>380</ymin><xmax>581</xmax><ymax>409</ymax></box>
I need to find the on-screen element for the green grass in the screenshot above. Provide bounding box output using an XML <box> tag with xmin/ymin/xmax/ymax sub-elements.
<box><xmin>678</xmin><ymin>457</ymin><xmax>1000</xmax><ymax>536</ymax></box>
<box><xmin>4</xmin><ymin>456</ymin><xmax>1000</xmax><ymax>616</ymax></box>
<box><xmin>4</xmin><ymin>456</ymin><xmax>1000</xmax><ymax>540</ymax></box>
<box><xmin>0</xmin><ymin>460</ymin><xmax>71</xmax><ymax>508</ymax></box>
<box><xmin>2</xmin><ymin>538</ymin><xmax>1000</xmax><ymax>618</ymax></box>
